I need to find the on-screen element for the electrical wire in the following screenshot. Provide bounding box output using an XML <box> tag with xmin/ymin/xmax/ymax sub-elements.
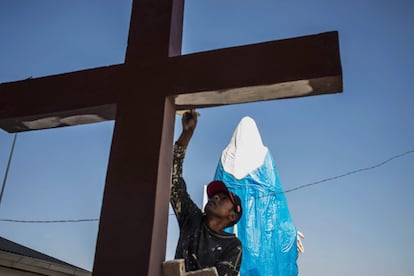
<box><xmin>0</xmin><ymin>148</ymin><xmax>413</xmax><ymax>222</ymax></box>
<box><xmin>0</xmin><ymin>134</ymin><xmax>18</xmax><ymax>207</ymax></box>
<box><xmin>281</xmin><ymin>148</ymin><xmax>414</xmax><ymax>194</ymax></box>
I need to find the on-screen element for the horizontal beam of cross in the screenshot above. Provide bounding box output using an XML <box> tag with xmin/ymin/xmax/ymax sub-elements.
<box><xmin>0</xmin><ymin>31</ymin><xmax>341</xmax><ymax>133</ymax></box>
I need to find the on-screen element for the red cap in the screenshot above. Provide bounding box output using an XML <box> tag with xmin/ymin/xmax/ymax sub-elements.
<box><xmin>207</xmin><ymin>180</ymin><xmax>242</xmax><ymax>218</ymax></box>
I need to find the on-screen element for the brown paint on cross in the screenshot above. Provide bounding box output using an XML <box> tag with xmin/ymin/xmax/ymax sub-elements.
<box><xmin>0</xmin><ymin>1</ymin><xmax>342</xmax><ymax>275</ymax></box>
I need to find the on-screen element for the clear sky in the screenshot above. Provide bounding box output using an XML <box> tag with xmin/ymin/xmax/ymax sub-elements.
<box><xmin>0</xmin><ymin>0</ymin><xmax>413</xmax><ymax>275</ymax></box>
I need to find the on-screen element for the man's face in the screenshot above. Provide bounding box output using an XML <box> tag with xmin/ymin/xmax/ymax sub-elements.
<box><xmin>205</xmin><ymin>192</ymin><xmax>236</xmax><ymax>220</ymax></box>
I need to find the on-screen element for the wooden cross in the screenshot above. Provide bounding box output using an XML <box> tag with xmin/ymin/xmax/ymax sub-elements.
<box><xmin>0</xmin><ymin>1</ymin><xmax>342</xmax><ymax>275</ymax></box>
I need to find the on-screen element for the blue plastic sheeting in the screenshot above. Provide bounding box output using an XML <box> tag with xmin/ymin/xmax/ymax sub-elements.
<box><xmin>214</xmin><ymin>151</ymin><xmax>298</xmax><ymax>276</ymax></box>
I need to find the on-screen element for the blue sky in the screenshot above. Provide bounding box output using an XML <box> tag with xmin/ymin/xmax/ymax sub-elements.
<box><xmin>0</xmin><ymin>0</ymin><xmax>413</xmax><ymax>275</ymax></box>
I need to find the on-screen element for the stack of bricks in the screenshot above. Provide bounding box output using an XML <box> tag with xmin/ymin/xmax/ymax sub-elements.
<box><xmin>162</xmin><ymin>259</ymin><xmax>218</xmax><ymax>276</ymax></box>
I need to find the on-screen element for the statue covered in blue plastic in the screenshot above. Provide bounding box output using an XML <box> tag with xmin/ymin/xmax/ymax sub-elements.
<box><xmin>214</xmin><ymin>116</ymin><xmax>299</xmax><ymax>275</ymax></box>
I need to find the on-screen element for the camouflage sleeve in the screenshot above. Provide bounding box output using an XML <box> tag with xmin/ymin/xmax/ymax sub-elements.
<box><xmin>170</xmin><ymin>143</ymin><xmax>200</xmax><ymax>225</ymax></box>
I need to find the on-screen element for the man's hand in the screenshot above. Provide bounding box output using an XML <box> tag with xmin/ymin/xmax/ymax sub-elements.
<box><xmin>177</xmin><ymin>110</ymin><xmax>199</xmax><ymax>147</ymax></box>
<box><xmin>182</xmin><ymin>110</ymin><xmax>198</xmax><ymax>132</ymax></box>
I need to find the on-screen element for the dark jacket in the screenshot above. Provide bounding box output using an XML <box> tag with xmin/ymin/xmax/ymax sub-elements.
<box><xmin>171</xmin><ymin>143</ymin><xmax>242</xmax><ymax>275</ymax></box>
